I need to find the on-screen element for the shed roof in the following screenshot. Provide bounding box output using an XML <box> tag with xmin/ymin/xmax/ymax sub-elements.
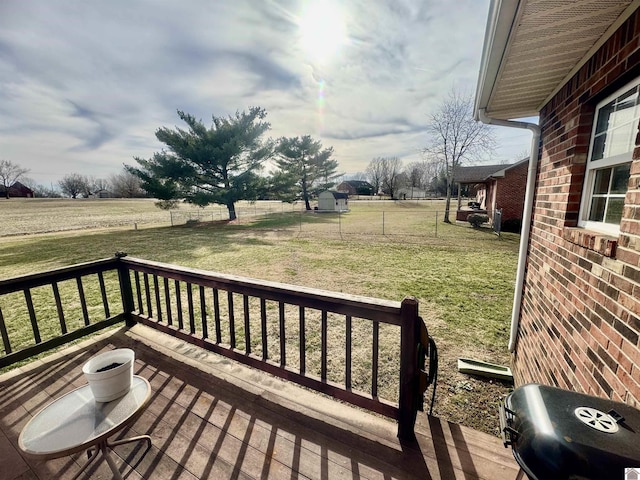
<box><xmin>475</xmin><ymin>0</ymin><xmax>635</xmax><ymax>120</ymax></box>
<box><xmin>321</xmin><ymin>191</ymin><xmax>349</xmax><ymax>199</ymax></box>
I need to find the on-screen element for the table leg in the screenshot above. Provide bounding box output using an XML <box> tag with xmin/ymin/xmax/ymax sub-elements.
<box><xmin>102</xmin><ymin>444</ymin><xmax>123</xmax><ymax>480</ymax></box>
<box><xmin>70</xmin><ymin>445</ymin><xmax>102</xmax><ymax>480</ymax></box>
<box><xmin>107</xmin><ymin>434</ymin><xmax>152</xmax><ymax>451</ymax></box>
<box><xmin>69</xmin><ymin>435</ymin><xmax>151</xmax><ymax>480</ymax></box>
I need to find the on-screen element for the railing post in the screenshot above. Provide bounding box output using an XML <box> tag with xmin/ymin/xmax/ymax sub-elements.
<box><xmin>115</xmin><ymin>252</ymin><xmax>135</xmax><ymax>327</ymax></box>
<box><xmin>398</xmin><ymin>296</ymin><xmax>419</xmax><ymax>440</ymax></box>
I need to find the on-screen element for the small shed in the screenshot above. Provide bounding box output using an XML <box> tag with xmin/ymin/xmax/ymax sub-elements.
<box><xmin>317</xmin><ymin>191</ymin><xmax>349</xmax><ymax>212</ymax></box>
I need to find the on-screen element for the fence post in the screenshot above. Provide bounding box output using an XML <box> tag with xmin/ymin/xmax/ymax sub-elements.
<box><xmin>398</xmin><ymin>296</ymin><xmax>419</xmax><ymax>440</ymax></box>
<box><xmin>115</xmin><ymin>252</ymin><xmax>135</xmax><ymax>327</ymax></box>
<box><xmin>382</xmin><ymin>211</ymin><xmax>385</xmax><ymax>235</ymax></box>
<box><xmin>435</xmin><ymin>211</ymin><xmax>438</xmax><ymax>238</ymax></box>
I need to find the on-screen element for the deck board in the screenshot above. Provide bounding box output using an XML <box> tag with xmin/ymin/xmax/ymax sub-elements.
<box><xmin>0</xmin><ymin>325</ymin><xmax>520</xmax><ymax>480</ymax></box>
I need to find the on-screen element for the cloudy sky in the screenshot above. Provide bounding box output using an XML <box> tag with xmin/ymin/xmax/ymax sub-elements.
<box><xmin>0</xmin><ymin>0</ymin><xmax>532</xmax><ymax>187</ymax></box>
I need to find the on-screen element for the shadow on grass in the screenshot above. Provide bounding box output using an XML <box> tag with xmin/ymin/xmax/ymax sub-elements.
<box><xmin>0</xmin><ymin>212</ymin><xmax>340</xmax><ymax>272</ymax></box>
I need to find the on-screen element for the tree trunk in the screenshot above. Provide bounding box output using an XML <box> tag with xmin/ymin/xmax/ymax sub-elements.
<box><xmin>226</xmin><ymin>201</ymin><xmax>237</xmax><ymax>221</ymax></box>
<box><xmin>443</xmin><ymin>179</ymin><xmax>452</xmax><ymax>223</ymax></box>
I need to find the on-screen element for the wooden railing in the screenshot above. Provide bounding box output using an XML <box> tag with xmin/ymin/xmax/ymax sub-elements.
<box><xmin>0</xmin><ymin>254</ymin><xmax>431</xmax><ymax>439</ymax></box>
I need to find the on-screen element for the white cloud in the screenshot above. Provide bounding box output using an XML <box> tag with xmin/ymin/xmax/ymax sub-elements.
<box><xmin>0</xmin><ymin>0</ymin><xmax>530</xmax><ymax>185</ymax></box>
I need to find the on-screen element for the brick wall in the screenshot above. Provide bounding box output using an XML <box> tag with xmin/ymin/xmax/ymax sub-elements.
<box><xmin>513</xmin><ymin>10</ymin><xmax>640</xmax><ymax>408</ymax></box>
<box><xmin>495</xmin><ymin>161</ymin><xmax>528</xmax><ymax>223</ymax></box>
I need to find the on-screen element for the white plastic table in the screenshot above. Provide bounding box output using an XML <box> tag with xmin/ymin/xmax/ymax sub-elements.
<box><xmin>19</xmin><ymin>375</ymin><xmax>152</xmax><ymax>480</ymax></box>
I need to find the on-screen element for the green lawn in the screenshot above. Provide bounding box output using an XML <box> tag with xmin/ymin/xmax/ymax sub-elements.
<box><xmin>0</xmin><ymin>198</ymin><xmax>519</xmax><ymax>435</ymax></box>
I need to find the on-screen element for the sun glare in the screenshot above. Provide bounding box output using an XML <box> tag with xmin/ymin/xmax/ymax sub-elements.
<box><xmin>299</xmin><ymin>1</ymin><xmax>347</xmax><ymax>64</ymax></box>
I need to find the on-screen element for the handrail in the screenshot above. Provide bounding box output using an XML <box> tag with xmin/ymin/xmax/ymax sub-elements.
<box><xmin>120</xmin><ymin>257</ymin><xmax>404</xmax><ymax>324</ymax></box>
<box><xmin>0</xmin><ymin>257</ymin><xmax>120</xmax><ymax>295</ymax></box>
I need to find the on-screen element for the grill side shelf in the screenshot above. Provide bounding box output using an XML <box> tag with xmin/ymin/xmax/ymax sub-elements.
<box><xmin>499</xmin><ymin>401</ymin><xmax>519</xmax><ymax>447</ymax></box>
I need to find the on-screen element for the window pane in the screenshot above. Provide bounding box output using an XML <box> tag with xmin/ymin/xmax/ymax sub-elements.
<box><xmin>591</xmin><ymin>134</ymin><xmax>606</xmax><ymax>161</ymax></box>
<box><xmin>605</xmin><ymin>198</ymin><xmax>625</xmax><ymax>224</ymax></box>
<box><xmin>595</xmin><ymin>101</ymin><xmax>614</xmax><ymax>135</ymax></box>
<box><xmin>589</xmin><ymin>196</ymin><xmax>606</xmax><ymax>221</ymax></box>
<box><xmin>611</xmin><ymin>163</ymin><xmax>631</xmax><ymax>194</ymax></box>
<box><xmin>593</xmin><ymin>168</ymin><xmax>611</xmax><ymax>194</ymax></box>
<box><xmin>614</xmin><ymin>85</ymin><xmax>637</xmax><ymax>108</ymax></box>
<box><xmin>608</xmin><ymin>122</ymin><xmax>633</xmax><ymax>157</ymax></box>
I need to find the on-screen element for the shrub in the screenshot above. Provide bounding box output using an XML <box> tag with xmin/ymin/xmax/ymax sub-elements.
<box><xmin>468</xmin><ymin>213</ymin><xmax>489</xmax><ymax>228</ymax></box>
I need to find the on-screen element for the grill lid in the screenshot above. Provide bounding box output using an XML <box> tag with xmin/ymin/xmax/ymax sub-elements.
<box><xmin>501</xmin><ymin>383</ymin><xmax>640</xmax><ymax>480</ymax></box>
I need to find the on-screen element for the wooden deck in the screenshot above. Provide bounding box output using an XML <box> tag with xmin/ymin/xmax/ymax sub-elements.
<box><xmin>0</xmin><ymin>325</ymin><xmax>520</xmax><ymax>480</ymax></box>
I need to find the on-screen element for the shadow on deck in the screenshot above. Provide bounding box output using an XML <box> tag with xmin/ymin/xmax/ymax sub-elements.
<box><xmin>1</xmin><ymin>325</ymin><xmax>519</xmax><ymax>480</ymax></box>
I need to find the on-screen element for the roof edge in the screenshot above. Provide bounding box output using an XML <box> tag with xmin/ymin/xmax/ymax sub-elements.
<box><xmin>474</xmin><ymin>0</ymin><xmax>523</xmax><ymax>120</ymax></box>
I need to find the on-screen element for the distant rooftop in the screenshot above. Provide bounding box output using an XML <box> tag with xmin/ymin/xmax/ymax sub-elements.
<box><xmin>453</xmin><ymin>159</ymin><xmax>527</xmax><ymax>184</ymax></box>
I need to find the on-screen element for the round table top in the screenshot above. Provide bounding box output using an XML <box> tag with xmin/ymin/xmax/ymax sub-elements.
<box><xmin>18</xmin><ymin>375</ymin><xmax>151</xmax><ymax>458</ymax></box>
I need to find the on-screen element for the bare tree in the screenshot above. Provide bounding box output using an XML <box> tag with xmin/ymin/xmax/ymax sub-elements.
<box><xmin>0</xmin><ymin>160</ymin><xmax>29</xmax><ymax>199</ymax></box>
<box><xmin>109</xmin><ymin>169</ymin><xmax>145</xmax><ymax>197</ymax></box>
<box><xmin>424</xmin><ymin>89</ymin><xmax>496</xmax><ymax>222</ymax></box>
<box><xmin>380</xmin><ymin>156</ymin><xmax>403</xmax><ymax>199</ymax></box>
<box><xmin>58</xmin><ymin>173</ymin><xmax>89</xmax><ymax>199</ymax></box>
<box><xmin>366</xmin><ymin>157</ymin><xmax>385</xmax><ymax>195</ymax></box>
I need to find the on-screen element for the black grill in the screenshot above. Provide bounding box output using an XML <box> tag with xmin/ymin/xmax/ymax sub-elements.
<box><xmin>499</xmin><ymin>383</ymin><xmax>640</xmax><ymax>480</ymax></box>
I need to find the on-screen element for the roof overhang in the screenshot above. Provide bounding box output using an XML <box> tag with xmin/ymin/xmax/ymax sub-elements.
<box><xmin>475</xmin><ymin>0</ymin><xmax>639</xmax><ymax>121</ymax></box>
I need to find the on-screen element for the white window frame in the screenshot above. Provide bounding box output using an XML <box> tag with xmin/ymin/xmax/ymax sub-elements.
<box><xmin>578</xmin><ymin>79</ymin><xmax>637</xmax><ymax>236</ymax></box>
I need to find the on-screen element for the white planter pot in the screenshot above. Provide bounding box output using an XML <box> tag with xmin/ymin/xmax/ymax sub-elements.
<box><xmin>82</xmin><ymin>349</ymin><xmax>135</xmax><ymax>402</ymax></box>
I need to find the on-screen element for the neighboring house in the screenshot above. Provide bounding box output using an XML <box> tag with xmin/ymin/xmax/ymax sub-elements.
<box><xmin>336</xmin><ymin>180</ymin><xmax>374</xmax><ymax>196</ymax></box>
<box><xmin>453</xmin><ymin>160</ymin><xmax>527</xmax><ymax>227</ymax></box>
<box><xmin>475</xmin><ymin>2</ymin><xmax>640</xmax><ymax>406</ymax></box>
<box><xmin>0</xmin><ymin>181</ymin><xmax>34</xmax><ymax>198</ymax></box>
<box><xmin>394</xmin><ymin>187</ymin><xmax>428</xmax><ymax>200</ymax></box>
<box><xmin>317</xmin><ymin>191</ymin><xmax>349</xmax><ymax>212</ymax></box>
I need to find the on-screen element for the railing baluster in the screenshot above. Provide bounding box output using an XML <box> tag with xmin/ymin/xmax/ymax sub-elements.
<box><xmin>175</xmin><ymin>280</ymin><xmax>183</xmax><ymax>330</ymax></box>
<box><xmin>228</xmin><ymin>291</ymin><xmax>235</xmax><ymax>349</ymax></box>
<box><xmin>213</xmin><ymin>288</ymin><xmax>221</xmax><ymax>343</ymax></box>
<box><xmin>279</xmin><ymin>302</ymin><xmax>285</xmax><ymax>367</ymax></box>
<box><xmin>134</xmin><ymin>271</ymin><xmax>143</xmax><ymax>314</ymax></box>
<box><xmin>321</xmin><ymin>310</ymin><xmax>327</xmax><ymax>381</ymax></box>
<box><xmin>164</xmin><ymin>277</ymin><xmax>172</xmax><ymax>326</ymax></box>
<box><xmin>97</xmin><ymin>272</ymin><xmax>110</xmax><ymax>319</ymax></box>
<box><xmin>0</xmin><ymin>307</ymin><xmax>12</xmax><ymax>354</ymax></box>
<box><xmin>299</xmin><ymin>306</ymin><xmax>306</xmax><ymax>374</ymax></box>
<box><xmin>117</xmin><ymin>262</ymin><xmax>134</xmax><ymax>324</ymax></box>
<box><xmin>76</xmin><ymin>278</ymin><xmax>90</xmax><ymax>326</ymax></box>
<box><xmin>372</xmin><ymin>320</ymin><xmax>379</xmax><ymax>398</ymax></box>
<box><xmin>187</xmin><ymin>283</ymin><xmax>195</xmax><ymax>334</ymax></box>
<box><xmin>260</xmin><ymin>298</ymin><xmax>267</xmax><ymax>360</ymax></box>
<box><xmin>24</xmin><ymin>289</ymin><xmax>41</xmax><ymax>343</ymax></box>
<box><xmin>345</xmin><ymin>315</ymin><xmax>352</xmax><ymax>389</ymax></box>
<box><xmin>52</xmin><ymin>282</ymin><xmax>67</xmax><ymax>335</ymax></box>
<box><xmin>243</xmin><ymin>295</ymin><xmax>251</xmax><ymax>354</ymax></box>
<box><xmin>154</xmin><ymin>275</ymin><xmax>162</xmax><ymax>322</ymax></box>
<box><xmin>200</xmin><ymin>285</ymin><xmax>208</xmax><ymax>338</ymax></box>
<box><xmin>144</xmin><ymin>273</ymin><xmax>152</xmax><ymax>317</ymax></box>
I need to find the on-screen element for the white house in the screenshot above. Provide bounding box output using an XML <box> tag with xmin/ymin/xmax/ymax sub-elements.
<box><xmin>317</xmin><ymin>191</ymin><xmax>349</xmax><ymax>212</ymax></box>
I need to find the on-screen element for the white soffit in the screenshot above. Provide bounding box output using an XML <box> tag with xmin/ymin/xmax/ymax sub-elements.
<box><xmin>480</xmin><ymin>0</ymin><xmax>635</xmax><ymax>120</ymax></box>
